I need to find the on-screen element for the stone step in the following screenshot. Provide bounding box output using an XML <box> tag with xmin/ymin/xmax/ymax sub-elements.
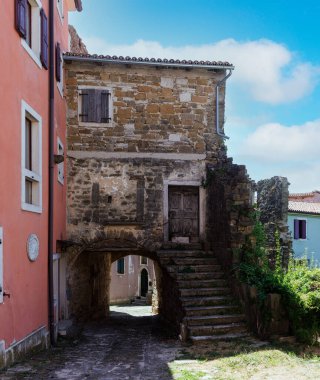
<box><xmin>161</xmin><ymin>242</ymin><xmax>203</xmax><ymax>250</ymax></box>
<box><xmin>184</xmin><ymin>305</ymin><xmax>241</xmax><ymax>316</ymax></box>
<box><xmin>174</xmin><ymin>272</ymin><xmax>225</xmax><ymax>280</ymax></box>
<box><xmin>160</xmin><ymin>257</ymin><xmax>218</xmax><ymax>266</ymax></box>
<box><xmin>177</xmin><ymin>279</ymin><xmax>228</xmax><ymax>289</ymax></box>
<box><xmin>184</xmin><ymin>314</ymin><xmax>246</xmax><ymax>326</ymax></box>
<box><xmin>190</xmin><ymin>332</ymin><xmax>249</xmax><ymax>343</ymax></box>
<box><xmin>167</xmin><ymin>264</ymin><xmax>221</xmax><ymax>273</ymax></box>
<box><xmin>157</xmin><ymin>250</ymin><xmax>214</xmax><ymax>258</ymax></box>
<box><xmin>180</xmin><ymin>287</ymin><xmax>230</xmax><ymax>297</ymax></box>
<box><xmin>181</xmin><ymin>295</ymin><xmax>233</xmax><ymax>307</ymax></box>
<box><xmin>188</xmin><ymin>322</ymin><xmax>247</xmax><ymax>337</ymax></box>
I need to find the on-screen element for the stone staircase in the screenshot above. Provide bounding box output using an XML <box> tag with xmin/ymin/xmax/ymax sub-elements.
<box><xmin>157</xmin><ymin>246</ymin><xmax>248</xmax><ymax>343</ymax></box>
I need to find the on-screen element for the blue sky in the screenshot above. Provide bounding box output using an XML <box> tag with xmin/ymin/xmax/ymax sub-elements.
<box><xmin>69</xmin><ymin>0</ymin><xmax>320</xmax><ymax>192</ymax></box>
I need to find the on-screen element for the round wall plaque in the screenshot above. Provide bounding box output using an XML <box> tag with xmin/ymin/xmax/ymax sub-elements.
<box><xmin>27</xmin><ymin>234</ymin><xmax>39</xmax><ymax>262</ymax></box>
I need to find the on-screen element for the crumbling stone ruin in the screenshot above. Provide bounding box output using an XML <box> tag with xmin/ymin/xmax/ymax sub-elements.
<box><xmin>257</xmin><ymin>176</ymin><xmax>292</xmax><ymax>269</ymax></box>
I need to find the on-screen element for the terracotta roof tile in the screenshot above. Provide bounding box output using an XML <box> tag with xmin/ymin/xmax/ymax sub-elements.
<box><xmin>288</xmin><ymin>201</ymin><xmax>320</xmax><ymax>215</ymax></box>
<box><xmin>64</xmin><ymin>52</ymin><xmax>234</xmax><ymax>69</ymax></box>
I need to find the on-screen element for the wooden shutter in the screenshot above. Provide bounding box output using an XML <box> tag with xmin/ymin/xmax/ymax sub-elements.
<box><xmin>55</xmin><ymin>42</ymin><xmax>62</xmax><ymax>82</ymax></box>
<box><xmin>300</xmin><ymin>220</ymin><xmax>306</xmax><ymax>239</ymax></box>
<box><xmin>40</xmin><ymin>9</ymin><xmax>48</xmax><ymax>69</ymax></box>
<box><xmin>80</xmin><ymin>89</ymin><xmax>96</xmax><ymax>122</ymax></box>
<box><xmin>15</xmin><ymin>0</ymin><xmax>27</xmax><ymax>38</ymax></box>
<box><xmin>293</xmin><ymin>219</ymin><xmax>299</xmax><ymax>239</ymax></box>
<box><xmin>101</xmin><ymin>91</ymin><xmax>111</xmax><ymax>123</ymax></box>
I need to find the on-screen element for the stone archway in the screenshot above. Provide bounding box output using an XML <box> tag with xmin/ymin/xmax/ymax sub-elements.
<box><xmin>64</xmin><ymin>234</ymin><xmax>162</xmax><ymax>321</ymax></box>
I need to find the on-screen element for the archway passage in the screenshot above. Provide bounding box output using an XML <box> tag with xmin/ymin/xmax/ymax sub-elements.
<box><xmin>140</xmin><ymin>268</ymin><xmax>148</xmax><ymax>297</ymax></box>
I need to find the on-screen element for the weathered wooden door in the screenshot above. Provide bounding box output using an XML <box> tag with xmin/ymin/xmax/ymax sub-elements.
<box><xmin>168</xmin><ymin>186</ymin><xmax>199</xmax><ymax>242</ymax></box>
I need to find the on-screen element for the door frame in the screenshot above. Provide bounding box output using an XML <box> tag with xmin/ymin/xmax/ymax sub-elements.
<box><xmin>139</xmin><ymin>267</ymin><xmax>149</xmax><ymax>297</ymax></box>
<box><xmin>163</xmin><ymin>180</ymin><xmax>206</xmax><ymax>243</ymax></box>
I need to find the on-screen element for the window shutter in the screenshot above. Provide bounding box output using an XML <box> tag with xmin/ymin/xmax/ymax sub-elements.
<box><xmin>40</xmin><ymin>9</ymin><xmax>48</xmax><ymax>69</ymax></box>
<box><xmin>55</xmin><ymin>42</ymin><xmax>62</xmax><ymax>82</ymax></box>
<box><xmin>101</xmin><ymin>91</ymin><xmax>111</xmax><ymax>123</ymax></box>
<box><xmin>80</xmin><ymin>91</ymin><xmax>89</xmax><ymax>122</ymax></box>
<box><xmin>301</xmin><ymin>220</ymin><xmax>306</xmax><ymax>239</ymax></box>
<box><xmin>293</xmin><ymin>219</ymin><xmax>299</xmax><ymax>239</ymax></box>
<box><xmin>15</xmin><ymin>0</ymin><xmax>27</xmax><ymax>38</ymax></box>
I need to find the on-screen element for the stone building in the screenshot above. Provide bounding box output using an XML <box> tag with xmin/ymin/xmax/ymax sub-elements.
<box><xmin>62</xmin><ymin>53</ymin><xmax>255</xmax><ymax>341</ymax></box>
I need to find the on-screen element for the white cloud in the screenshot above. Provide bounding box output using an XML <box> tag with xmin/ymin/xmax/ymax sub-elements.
<box><xmin>83</xmin><ymin>37</ymin><xmax>319</xmax><ymax>105</ymax></box>
<box><xmin>240</xmin><ymin>120</ymin><xmax>320</xmax><ymax>163</ymax></box>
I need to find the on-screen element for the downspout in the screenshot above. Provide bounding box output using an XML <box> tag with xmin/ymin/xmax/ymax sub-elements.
<box><xmin>215</xmin><ymin>69</ymin><xmax>233</xmax><ymax>139</ymax></box>
<box><xmin>48</xmin><ymin>0</ymin><xmax>55</xmax><ymax>345</ymax></box>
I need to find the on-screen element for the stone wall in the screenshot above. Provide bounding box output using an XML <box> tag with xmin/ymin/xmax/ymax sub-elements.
<box><xmin>206</xmin><ymin>159</ymin><xmax>255</xmax><ymax>272</ymax></box>
<box><xmin>64</xmin><ymin>59</ymin><xmax>231</xmax><ymax>325</ymax></box>
<box><xmin>257</xmin><ymin>176</ymin><xmax>292</xmax><ymax>269</ymax></box>
<box><xmin>68</xmin><ymin>25</ymin><xmax>88</xmax><ymax>54</ymax></box>
<box><xmin>65</xmin><ymin>61</ymin><xmax>227</xmax><ymax>157</ymax></box>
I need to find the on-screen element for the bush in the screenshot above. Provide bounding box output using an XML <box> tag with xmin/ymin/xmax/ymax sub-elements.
<box><xmin>238</xmin><ymin>211</ymin><xmax>320</xmax><ymax>344</ymax></box>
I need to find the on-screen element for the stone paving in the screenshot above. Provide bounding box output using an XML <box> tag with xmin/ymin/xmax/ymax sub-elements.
<box><xmin>1</xmin><ymin>306</ymin><xmax>180</xmax><ymax>380</ymax></box>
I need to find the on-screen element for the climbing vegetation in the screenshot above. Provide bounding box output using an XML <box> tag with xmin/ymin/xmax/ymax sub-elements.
<box><xmin>238</xmin><ymin>210</ymin><xmax>320</xmax><ymax>344</ymax></box>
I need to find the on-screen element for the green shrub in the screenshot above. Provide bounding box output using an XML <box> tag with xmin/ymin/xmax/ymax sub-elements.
<box><xmin>238</xmin><ymin>210</ymin><xmax>320</xmax><ymax>344</ymax></box>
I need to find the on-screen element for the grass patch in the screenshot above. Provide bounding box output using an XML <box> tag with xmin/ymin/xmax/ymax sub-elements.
<box><xmin>170</xmin><ymin>340</ymin><xmax>320</xmax><ymax>380</ymax></box>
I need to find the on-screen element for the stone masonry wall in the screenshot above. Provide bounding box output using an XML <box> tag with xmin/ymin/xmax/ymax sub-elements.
<box><xmin>64</xmin><ymin>60</ymin><xmax>229</xmax><ymax>323</ymax></box>
<box><xmin>65</xmin><ymin>61</ymin><xmax>227</xmax><ymax>157</ymax></box>
<box><xmin>257</xmin><ymin>176</ymin><xmax>292</xmax><ymax>269</ymax></box>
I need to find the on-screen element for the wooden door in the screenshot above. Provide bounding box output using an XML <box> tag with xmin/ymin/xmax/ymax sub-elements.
<box><xmin>168</xmin><ymin>186</ymin><xmax>199</xmax><ymax>242</ymax></box>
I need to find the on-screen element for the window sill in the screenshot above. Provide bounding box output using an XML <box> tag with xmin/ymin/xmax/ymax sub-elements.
<box><xmin>78</xmin><ymin>121</ymin><xmax>113</xmax><ymax>128</ymax></box>
<box><xmin>21</xmin><ymin>202</ymin><xmax>42</xmax><ymax>214</ymax></box>
<box><xmin>21</xmin><ymin>39</ymin><xmax>42</xmax><ymax>69</ymax></box>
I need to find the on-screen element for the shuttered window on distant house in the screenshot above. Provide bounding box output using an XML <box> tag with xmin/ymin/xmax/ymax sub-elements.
<box><xmin>79</xmin><ymin>89</ymin><xmax>111</xmax><ymax>123</ymax></box>
<box><xmin>294</xmin><ymin>219</ymin><xmax>307</xmax><ymax>239</ymax></box>
<box><xmin>117</xmin><ymin>258</ymin><xmax>125</xmax><ymax>275</ymax></box>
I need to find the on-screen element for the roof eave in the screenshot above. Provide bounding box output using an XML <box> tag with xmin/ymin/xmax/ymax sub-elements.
<box><xmin>63</xmin><ymin>54</ymin><xmax>234</xmax><ymax>71</ymax></box>
<box><xmin>74</xmin><ymin>0</ymin><xmax>82</xmax><ymax>11</ymax></box>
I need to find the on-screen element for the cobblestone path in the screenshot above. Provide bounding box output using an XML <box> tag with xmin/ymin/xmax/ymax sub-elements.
<box><xmin>1</xmin><ymin>308</ymin><xmax>180</xmax><ymax>380</ymax></box>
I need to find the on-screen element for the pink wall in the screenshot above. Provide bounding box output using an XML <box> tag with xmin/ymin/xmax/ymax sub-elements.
<box><xmin>0</xmin><ymin>0</ymin><xmax>72</xmax><ymax>350</ymax></box>
<box><xmin>110</xmin><ymin>256</ymin><xmax>155</xmax><ymax>303</ymax></box>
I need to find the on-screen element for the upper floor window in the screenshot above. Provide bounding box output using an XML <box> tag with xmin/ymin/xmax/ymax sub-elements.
<box><xmin>294</xmin><ymin>219</ymin><xmax>307</xmax><ymax>240</ymax></box>
<box><xmin>79</xmin><ymin>88</ymin><xmax>112</xmax><ymax>124</ymax></box>
<box><xmin>117</xmin><ymin>258</ymin><xmax>125</xmax><ymax>275</ymax></box>
<box><xmin>15</xmin><ymin>0</ymin><xmax>48</xmax><ymax>69</ymax></box>
<box><xmin>21</xmin><ymin>100</ymin><xmax>42</xmax><ymax>213</ymax></box>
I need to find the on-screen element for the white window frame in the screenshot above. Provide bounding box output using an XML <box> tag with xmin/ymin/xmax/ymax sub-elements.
<box><xmin>78</xmin><ymin>86</ymin><xmax>113</xmax><ymax>127</ymax></box>
<box><xmin>57</xmin><ymin>137</ymin><xmax>64</xmax><ymax>185</ymax></box>
<box><xmin>57</xmin><ymin>0</ymin><xmax>64</xmax><ymax>23</ymax></box>
<box><xmin>21</xmin><ymin>100</ymin><xmax>42</xmax><ymax>213</ymax></box>
<box><xmin>0</xmin><ymin>227</ymin><xmax>3</xmax><ymax>304</ymax></box>
<box><xmin>21</xmin><ymin>0</ymin><xmax>43</xmax><ymax>69</ymax></box>
<box><xmin>140</xmin><ymin>256</ymin><xmax>148</xmax><ymax>265</ymax></box>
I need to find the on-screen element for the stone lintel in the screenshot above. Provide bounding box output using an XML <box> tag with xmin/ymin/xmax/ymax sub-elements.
<box><xmin>67</xmin><ymin>151</ymin><xmax>207</xmax><ymax>161</ymax></box>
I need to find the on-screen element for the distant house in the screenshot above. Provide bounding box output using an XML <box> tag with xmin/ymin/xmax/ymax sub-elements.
<box><xmin>288</xmin><ymin>191</ymin><xmax>320</xmax><ymax>265</ymax></box>
<box><xmin>110</xmin><ymin>256</ymin><xmax>155</xmax><ymax>304</ymax></box>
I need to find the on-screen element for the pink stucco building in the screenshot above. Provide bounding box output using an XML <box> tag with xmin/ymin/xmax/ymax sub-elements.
<box><xmin>0</xmin><ymin>0</ymin><xmax>82</xmax><ymax>367</ymax></box>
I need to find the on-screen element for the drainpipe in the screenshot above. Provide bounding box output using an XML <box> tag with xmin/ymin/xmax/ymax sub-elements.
<box><xmin>215</xmin><ymin>69</ymin><xmax>233</xmax><ymax>139</ymax></box>
<box><xmin>48</xmin><ymin>0</ymin><xmax>55</xmax><ymax>346</ymax></box>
